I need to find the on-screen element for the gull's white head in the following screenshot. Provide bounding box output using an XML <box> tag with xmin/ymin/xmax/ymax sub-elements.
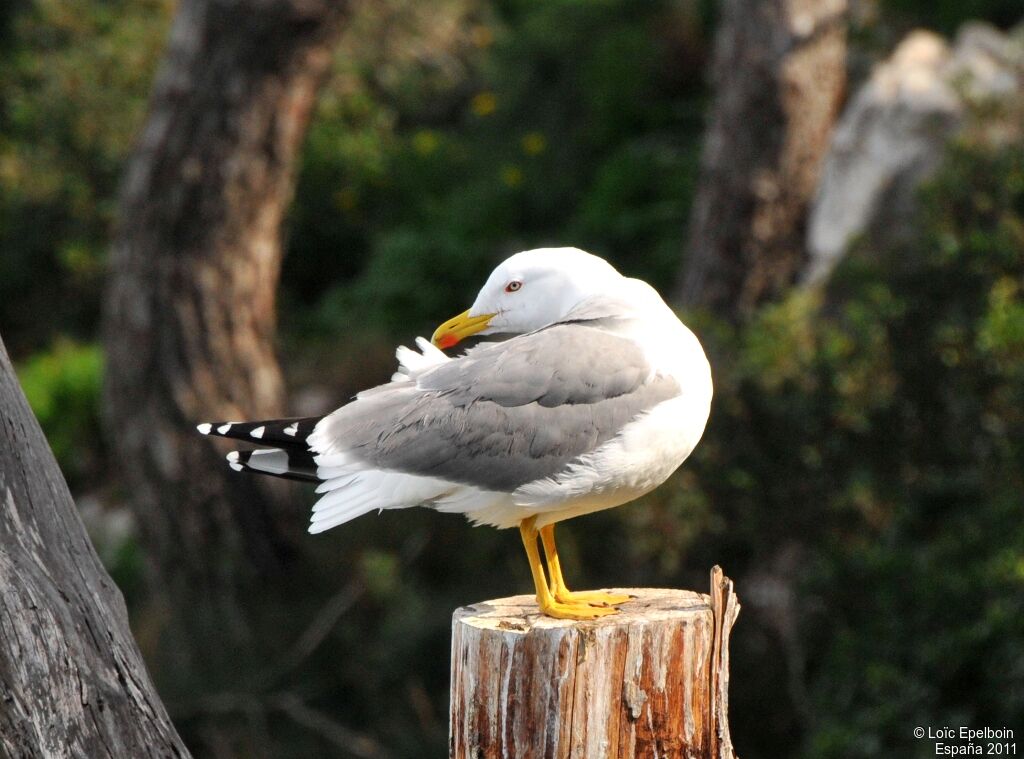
<box><xmin>431</xmin><ymin>247</ymin><xmax>641</xmax><ymax>349</ymax></box>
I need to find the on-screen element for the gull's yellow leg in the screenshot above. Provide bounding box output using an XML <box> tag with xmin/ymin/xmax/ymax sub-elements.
<box><xmin>519</xmin><ymin>518</ymin><xmax>616</xmax><ymax>620</ymax></box>
<box><xmin>539</xmin><ymin>524</ymin><xmax>632</xmax><ymax>607</ymax></box>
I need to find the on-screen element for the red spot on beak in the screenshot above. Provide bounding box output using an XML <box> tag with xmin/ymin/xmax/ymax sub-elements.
<box><xmin>437</xmin><ymin>333</ymin><xmax>459</xmax><ymax>350</ymax></box>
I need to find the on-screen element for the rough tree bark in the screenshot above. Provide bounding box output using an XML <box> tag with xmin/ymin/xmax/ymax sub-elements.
<box><xmin>0</xmin><ymin>334</ymin><xmax>190</xmax><ymax>759</ymax></box>
<box><xmin>450</xmin><ymin>570</ymin><xmax>741</xmax><ymax>759</ymax></box>
<box><xmin>103</xmin><ymin>0</ymin><xmax>349</xmax><ymax>599</ymax></box>
<box><xmin>676</xmin><ymin>0</ymin><xmax>847</xmax><ymax>317</ymax></box>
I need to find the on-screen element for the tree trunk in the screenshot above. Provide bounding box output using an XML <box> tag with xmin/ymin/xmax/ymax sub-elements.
<box><xmin>103</xmin><ymin>0</ymin><xmax>348</xmax><ymax>601</ymax></box>
<box><xmin>0</xmin><ymin>334</ymin><xmax>190</xmax><ymax>759</ymax></box>
<box><xmin>676</xmin><ymin>0</ymin><xmax>847</xmax><ymax>317</ymax></box>
<box><xmin>449</xmin><ymin>571</ymin><xmax>741</xmax><ymax>759</ymax></box>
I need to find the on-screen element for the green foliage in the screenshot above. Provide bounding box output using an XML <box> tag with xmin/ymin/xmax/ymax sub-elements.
<box><xmin>0</xmin><ymin>0</ymin><xmax>171</xmax><ymax>355</ymax></box>
<box><xmin>662</xmin><ymin>140</ymin><xmax>1024</xmax><ymax>757</ymax></box>
<box><xmin>284</xmin><ymin>0</ymin><xmax>707</xmax><ymax>340</ymax></box>
<box><xmin>881</xmin><ymin>0</ymin><xmax>1023</xmax><ymax>35</ymax></box>
<box><xmin>15</xmin><ymin>339</ymin><xmax>103</xmax><ymax>486</ymax></box>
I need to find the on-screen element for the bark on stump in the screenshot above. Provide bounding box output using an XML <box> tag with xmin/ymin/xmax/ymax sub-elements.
<box><xmin>450</xmin><ymin>568</ymin><xmax>740</xmax><ymax>759</ymax></box>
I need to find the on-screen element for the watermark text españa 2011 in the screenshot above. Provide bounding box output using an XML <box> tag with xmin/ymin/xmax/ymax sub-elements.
<box><xmin>913</xmin><ymin>726</ymin><xmax>1016</xmax><ymax>756</ymax></box>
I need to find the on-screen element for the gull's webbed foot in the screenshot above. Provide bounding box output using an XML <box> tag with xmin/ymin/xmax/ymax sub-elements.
<box><xmin>538</xmin><ymin>597</ymin><xmax>619</xmax><ymax>620</ymax></box>
<box><xmin>553</xmin><ymin>589</ymin><xmax>632</xmax><ymax>607</ymax></box>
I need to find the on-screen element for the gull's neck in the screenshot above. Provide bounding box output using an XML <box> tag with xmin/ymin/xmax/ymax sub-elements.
<box><xmin>563</xmin><ymin>280</ymin><xmax>712</xmax><ymax>397</ymax></box>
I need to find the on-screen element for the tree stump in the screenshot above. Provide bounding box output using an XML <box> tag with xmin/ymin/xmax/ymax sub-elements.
<box><xmin>450</xmin><ymin>567</ymin><xmax>740</xmax><ymax>759</ymax></box>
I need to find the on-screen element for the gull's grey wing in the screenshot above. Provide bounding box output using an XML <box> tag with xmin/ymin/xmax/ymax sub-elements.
<box><xmin>311</xmin><ymin>323</ymin><xmax>680</xmax><ymax>492</ymax></box>
<box><xmin>417</xmin><ymin>321</ymin><xmax>650</xmax><ymax>407</ymax></box>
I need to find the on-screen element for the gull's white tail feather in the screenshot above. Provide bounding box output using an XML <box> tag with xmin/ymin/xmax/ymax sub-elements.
<box><xmin>308</xmin><ymin>469</ymin><xmax>454</xmax><ymax>534</ymax></box>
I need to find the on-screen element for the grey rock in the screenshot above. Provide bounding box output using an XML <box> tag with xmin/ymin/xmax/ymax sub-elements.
<box><xmin>805</xmin><ymin>23</ymin><xmax>1024</xmax><ymax>283</ymax></box>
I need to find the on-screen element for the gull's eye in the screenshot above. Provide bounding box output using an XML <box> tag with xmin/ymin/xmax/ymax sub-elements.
<box><xmin>505</xmin><ymin>280</ymin><xmax>523</xmax><ymax>293</ymax></box>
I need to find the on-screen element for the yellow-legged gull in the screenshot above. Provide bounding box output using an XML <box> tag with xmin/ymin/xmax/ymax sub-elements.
<box><xmin>198</xmin><ymin>248</ymin><xmax>712</xmax><ymax>619</ymax></box>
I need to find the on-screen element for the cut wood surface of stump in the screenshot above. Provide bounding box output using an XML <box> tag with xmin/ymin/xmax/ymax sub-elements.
<box><xmin>450</xmin><ymin>569</ymin><xmax>740</xmax><ymax>759</ymax></box>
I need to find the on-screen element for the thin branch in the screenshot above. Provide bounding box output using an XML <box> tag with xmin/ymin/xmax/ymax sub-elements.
<box><xmin>273</xmin><ymin>692</ymin><xmax>389</xmax><ymax>759</ymax></box>
<box><xmin>171</xmin><ymin>529</ymin><xmax>432</xmax><ymax>754</ymax></box>
<box><xmin>174</xmin><ymin>690</ymin><xmax>388</xmax><ymax>759</ymax></box>
<box><xmin>274</xmin><ymin>579</ymin><xmax>366</xmax><ymax>679</ymax></box>
<box><xmin>264</xmin><ymin>528</ymin><xmax>431</xmax><ymax>686</ymax></box>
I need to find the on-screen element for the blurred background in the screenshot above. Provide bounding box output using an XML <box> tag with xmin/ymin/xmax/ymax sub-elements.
<box><xmin>1</xmin><ymin>0</ymin><xmax>1023</xmax><ymax>756</ymax></box>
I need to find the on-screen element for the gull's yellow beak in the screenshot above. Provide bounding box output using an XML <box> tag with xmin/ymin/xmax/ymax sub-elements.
<box><xmin>431</xmin><ymin>309</ymin><xmax>495</xmax><ymax>349</ymax></box>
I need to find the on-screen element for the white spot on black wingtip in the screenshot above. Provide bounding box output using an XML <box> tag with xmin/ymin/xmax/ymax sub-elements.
<box><xmin>217</xmin><ymin>423</ymin><xmax>232</xmax><ymax>434</ymax></box>
<box><xmin>283</xmin><ymin>423</ymin><xmax>298</xmax><ymax>436</ymax></box>
<box><xmin>226</xmin><ymin>451</ymin><xmax>243</xmax><ymax>472</ymax></box>
<box><xmin>196</xmin><ymin>423</ymin><xmax>212</xmax><ymax>435</ymax></box>
<box><xmin>250</xmin><ymin>425</ymin><xmax>265</xmax><ymax>439</ymax></box>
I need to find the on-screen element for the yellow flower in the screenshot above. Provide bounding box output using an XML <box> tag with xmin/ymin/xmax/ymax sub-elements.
<box><xmin>60</xmin><ymin>243</ymin><xmax>99</xmax><ymax>276</ymax></box>
<box><xmin>412</xmin><ymin>130</ymin><xmax>439</xmax><ymax>155</ymax></box>
<box><xmin>471</xmin><ymin>91</ymin><xmax>498</xmax><ymax>117</ymax></box>
<box><xmin>521</xmin><ymin>132</ymin><xmax>547</xmax><ymax>156</ymax></box>
<box><xmin>471</xmin><ymin>25</ymin><xmax>494</xmax><ymax>48</ymax></box>
<box><xmin>500</xmin><ymin>165</ymin><xmax>523</xmax><ymax>187</ymax></box>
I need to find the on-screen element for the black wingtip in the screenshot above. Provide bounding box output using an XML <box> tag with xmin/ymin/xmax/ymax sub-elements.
<box><xmin>194</xmin><ymin>417</ymin><xmax>323</xmax><ymax>448</ymax></box>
